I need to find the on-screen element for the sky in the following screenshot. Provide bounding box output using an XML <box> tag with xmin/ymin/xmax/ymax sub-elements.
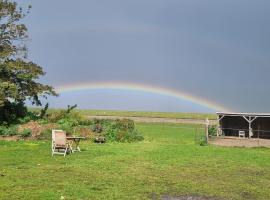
<box><xmin>20</xmin><ymin>0</ymin><xmax>270</xmax><ymax>113</ymax></box>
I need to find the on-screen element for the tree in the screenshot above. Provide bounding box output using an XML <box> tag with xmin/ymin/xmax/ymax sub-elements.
<box><xmin>0</xmin><ymin>0</ymin><xmax>57</xmax><ymax>123</ymax></box>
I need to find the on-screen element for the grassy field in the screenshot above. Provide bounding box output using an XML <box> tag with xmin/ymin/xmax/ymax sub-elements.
<box><xmin>1</xmin><ymin>123</ymin><xmax>270</xmax><ymax>199</ymax></box>
<box><xmin>30</xmin><ymin>108</ymin><xmax>216</xmax><ymax>120</ymax></box>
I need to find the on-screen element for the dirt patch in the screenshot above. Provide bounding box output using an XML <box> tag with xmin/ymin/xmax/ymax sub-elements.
<box><xmin>0</xmin><ymin>135</ymin><xmax>20</xmax><ymax>141</ymax></box>
<box><xmin>209</xmin><ymin>137</ymin><xmax>270</xmax><ymax>148</ymax></box>
<box><xmin>18</xmin><ymin>121</ymin><xmax>42</xmax><ymax>137</ymax></box>
<box><xmin>18</xmin><ymin>121</ymin><xmax>59</xmax><ymax>138</ymax></box>
<box><xmin>161</xmin><ymin>195</ymin><xmax>220</xmax><ymax>200</ymax></box>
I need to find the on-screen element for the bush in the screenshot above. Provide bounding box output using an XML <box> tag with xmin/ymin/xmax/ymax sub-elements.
<box><xmin>0</xmin><ymin>126</ymin><xmax>7</xmax><ymax>136</ymax></box>
<box><xmin>20</xmin><ymin>128</ymin><xmax>32</xmax><ymax>138</ymax></box>
<box><xmin>208</xmin><ymin>125</ymin><xmax>217</xmax><ymax>137</ymax></box>
<box><xmin>2</xmin><ymin>125</ymin><xmax>18</xmax><ymax>136</ymax></box>
<box><xmin>103</xmin><ymin>119</ymin><xmax>143</xmax><ymax>142</ymax></box>
<box><xmin>115</xmin><ymin>119</ymin><xmax>135</xmax><ymax>131</ymax></box>
<box><xmin>37</xmin><ymin>129</ymin><xmax>52</xmax><ymax>140</ymax></box>
<box><xmin>199</xmin><ymin>136</ymin><xmax>208</xmax><ymax>146</ymax></box>
<box><xmin>125</xmin><ymin>130</ymin><xmax>144</xmax><ymax>142</ymax></box>
<box><xmin>91</xmin><ymin>123</ymin><xmax>103</xmax><ymax>133</ymax></box>
<box><xmin>0</xmin><ymin>125</ymin><xmax>18</xmax><ymax>136</ymax></box>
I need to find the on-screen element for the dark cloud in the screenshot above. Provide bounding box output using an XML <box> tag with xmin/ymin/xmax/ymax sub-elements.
<box><xmin>22</xmin><ymin>0</ymin><xmax>270</xmax><ymax>112</ymax></box>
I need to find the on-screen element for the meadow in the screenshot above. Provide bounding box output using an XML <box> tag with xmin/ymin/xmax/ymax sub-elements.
<box><xmin>1</xmin><ymin>123</ymin><xmax>270</xmax><ymax>200</ymax></box>
<box><xmin>29</xmin><ymin>108</ymin><xmax>217</xmax><ymax>120</ymax></box>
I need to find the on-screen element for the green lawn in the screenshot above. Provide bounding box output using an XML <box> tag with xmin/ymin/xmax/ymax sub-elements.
<box><xmin>1</xmin><ymin>123</ymin><xmax>270</xmax><ymax>199</ymax></box>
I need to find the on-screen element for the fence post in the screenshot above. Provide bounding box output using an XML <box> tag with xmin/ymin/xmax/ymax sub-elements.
<box><xmin>205</xmin><ymin>118</ymin><xmax>209</xmax><ymax>143</ymax></box>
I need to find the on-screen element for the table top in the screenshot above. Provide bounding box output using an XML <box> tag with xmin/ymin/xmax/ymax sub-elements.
<box><xmin>67</xmin><ymin>136</ymin><xmax>85</xmax><ymax>140</ymax></box>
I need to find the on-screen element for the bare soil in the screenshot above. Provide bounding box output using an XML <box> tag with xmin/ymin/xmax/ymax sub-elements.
<box><xmin>0</xmin><ymin>135</ymin><xmax>20</xmax><ymax>141</ymax></box>
<box><xmin>160</xmin><ymin>195</ymin><xmax>220</xmax><ymax>200</ymax></box>
<box><xmin>209</xmin><ymin>137</ymin><xmax>270</xmax><ymax>148</ymax></box>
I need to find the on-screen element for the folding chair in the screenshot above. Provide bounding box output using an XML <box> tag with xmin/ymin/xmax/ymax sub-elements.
<box><xmin>52</xmin><ymin>130</ymin><xmax>69</xmax><ymax>157</ymax></box>
<box><xmin>239</xmin><ymin>131</ymin><xmax>245</xmax><ymax>138</ymax></box>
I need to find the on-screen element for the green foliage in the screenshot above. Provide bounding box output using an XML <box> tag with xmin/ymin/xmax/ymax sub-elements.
<box><xmin>0</xmin><ymin>101</ymin><xmax>27</xmax><ymax>124</ymax></box>
<box><xmin>208</xmin><ymin>125</ymin><xmax>217</xmax><ymax>137</ymax></box>
<box><xmin>102</xmin><ymin>119</ymin><xmax>144</xmax><ymax>142</ymax></box>
<box><xmin>194</xmin><ymin>129</ymin><xmax>208</xmax><ymax>146</ymax></box>
<box><xmin>47</xmin><ymin>105</ymin><xmax>82</xmax><ymax>123</ymax></box>
<box><xmin>198</xmin><ymin>136</ymin><xmax>208</xmax><ymax>146</ymax></box>
<box><xmin>39</xmin><ymin>103</ymin><xmax>49</xmax><ymax>119</ymax></box>
<box><xmin>20</xmin><ymin>128</ymin><xmax>31</xmax><ymax>137</ymax></box>
<box><xmin>115</xmin><ymin>119</ymin><xmax>135</xmax><ymax>131</ymax></box>
<box><xmin>91</xmin><ymin>123</ymin><xmax>103</xmax><ymax>134</ymax></box>
<box><xmin>0</xmin><ymin>126</ymin><xmax>6</xmax><ymax>136</ymax></box>
<box><xmin>124</xmin><ymin>129</ymin><xmax>144</xmax><ymax>142</ymax></box>
<box><xmin>18</xmin><ymin>111</ymin><xmax>38</xmax><ymax>124</ymax></box>
<box><xmin>0</xmin><ymin>125</ymin><xmax>18</xmax><ymax>136</ymax></box>
<box><xmin>37</xmin><ymin>128</ymin><xmax>52</xmax><ymax>140</ymax></box>
<box><xmin>0</xmin><ymin>0</ymin><xmax>57</xmax><ymax>124</ymax></box>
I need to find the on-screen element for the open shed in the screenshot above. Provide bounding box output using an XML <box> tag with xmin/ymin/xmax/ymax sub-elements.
<box><xmin>217</xmin><ymin>112</ymin><xmax>270</xmax><ymax>139</ymax></box>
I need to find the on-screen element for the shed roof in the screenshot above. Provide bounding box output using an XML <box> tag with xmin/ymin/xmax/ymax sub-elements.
<box><xmin>217</xmin><ymin>112</ymin><xmax>270</xmax><ymax>117</ymax></box>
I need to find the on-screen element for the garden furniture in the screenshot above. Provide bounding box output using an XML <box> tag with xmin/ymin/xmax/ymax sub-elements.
<box><xmin>67</xmin><ymin>136</ymin><xmax>85</xmax><ymax>152</ymax></box>
<box><xmin>52</xmin><ymin>130</ymin><xmax>70</xmax><ymax>157</ymax></box>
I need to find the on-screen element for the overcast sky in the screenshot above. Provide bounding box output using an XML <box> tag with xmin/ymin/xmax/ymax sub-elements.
<box><xmin>21</xmin><ymin>0</ymin><xmax>270</xmax><ymax>112</ymax></box>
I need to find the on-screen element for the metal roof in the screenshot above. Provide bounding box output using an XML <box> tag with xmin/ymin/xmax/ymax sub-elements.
<box><xmin>217</xmin><ymin>112</ymin><xmax>270</xmax><ymax>117</ymax></box>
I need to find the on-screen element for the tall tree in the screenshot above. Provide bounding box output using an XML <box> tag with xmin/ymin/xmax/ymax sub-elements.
<box><xmin>0</xmin><ymin>0</ymin><xmax>57</xmax><ymax>123</ymax></box>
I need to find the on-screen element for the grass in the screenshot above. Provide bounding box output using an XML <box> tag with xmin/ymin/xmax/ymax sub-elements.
<box><xmin>29</xmin><ymin>108</ymin><xmax>216</xmax><ymax>120</ymax></box>
<box><xmin>1</xmin><ymin>123</ymin><xmax>270</xmax><ymax>199</ymax></box>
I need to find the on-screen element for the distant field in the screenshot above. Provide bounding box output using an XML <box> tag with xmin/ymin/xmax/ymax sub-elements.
<box><xmin>30</xmin><ymin>108</ymin><xmax>216</xmax><ymax>120</ymax></box>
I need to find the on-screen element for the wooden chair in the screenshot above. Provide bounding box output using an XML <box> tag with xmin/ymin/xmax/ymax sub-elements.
<box><xmin>52</xmin><ymin>130</ymin><xmax>69</xmax><ymax>157</ymax></box>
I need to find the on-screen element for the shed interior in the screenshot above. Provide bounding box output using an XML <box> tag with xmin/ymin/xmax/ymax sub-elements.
<box><xmin>218</xmin><ymin>113</ymin><xmax>270</xmax><ymax>139</ymax></box>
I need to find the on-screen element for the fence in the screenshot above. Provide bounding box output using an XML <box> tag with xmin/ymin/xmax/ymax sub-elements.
<box><xmin>219</xmin><ymin>127</ymin><xmax>270</xmax><ymax>139</ymax></box>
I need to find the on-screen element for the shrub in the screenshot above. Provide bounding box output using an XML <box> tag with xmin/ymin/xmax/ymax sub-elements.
<box><xmin>208</xmin><ymin>125</ymin><xmax>217</xmax><ymax>137</ymax></box>
<box><xmin>91</xmin><ymin>123</ymin><xmax>103</xmax><ymax>133</ymax></box>
<box><xmin>103</xmin><ymin>119</ymin><xmax>144</xmax><ymax>142</ymax></box>
<box><xmin>74</xmin><ymin>126</ymin><xmax>95</xmax><ymax>139</ymax></box>
<box><xmin>0</xmin><ymin>126</ymin><xmax>7</xmax><ymax>136</ymax></box>
<box><xmin>199</xmin><ymin>136</ymin><xmax>208</xmax><ymax>146</ymax></box>
<box><xmin>115</xmin><ymin>119</ymin><xmax>135</xmax><ymax>131</ymax></box>
<box><xmin>37</xmin><ymin>129</ymin><xmax>52</xmax><ymax>140</ymax></box>
<box><xmin>4</xmin><ymin>125</ymin><xmax>18</xmax><ymax>136</ymax></box>
<box><xmin>125</xmin><ymin>130</ymin><xmax>144</xmax><ymax>142</ymax></box>
<box><xmin>20</xmin><ymin>128</ymin><xmax>32</xmax><ymax>138</ymax></box>
<box><xmin>104</xmin><ymin>124</ymin><xmax>118</xmax><ymax>141</ymax></box>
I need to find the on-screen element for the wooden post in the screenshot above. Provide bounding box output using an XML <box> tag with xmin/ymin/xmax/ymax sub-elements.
<box><xmin>216</xmin><ymin>115</ymin><xmax>219</xmax><ymax>137</ymax></box>
<box><xmin>216</xmin><ymin>115</ymin><xmax>225</xmax><ymax>137</ymax></box>
<box><xmin>243</xmin><ymin>116</ymin><xmax>257</xmax><ymax>138</ymax></box>
<box><xmin>205</xmin><ymin>118</ymin><xmax>209</xmax><ymax>143</ymax></box>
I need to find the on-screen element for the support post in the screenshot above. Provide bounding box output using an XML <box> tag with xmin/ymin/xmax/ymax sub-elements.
<box><xmin>248</xmin><ymin>117</ymin><xmax>252</xmax><ymax>138</ymax></box>
<box><xmin>205</xmin><ymin>118</ymin><xmax>209</xmax><ymax>143</ymax></box>
<box><xmin>243</xmin><ymin>116</ymin><xmax>257</xmax><ymax>138</ymax></box>
<box><xmin>217</xmin><ymin>115</ymin><xmax>224</xmax><ymax>137</ymax></box>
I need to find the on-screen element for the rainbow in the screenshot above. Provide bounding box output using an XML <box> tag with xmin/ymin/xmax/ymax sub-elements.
<box><xmin>55</xmin><ymin>81</ymin><xmax>229</xmax><ymax>112</ymax></box>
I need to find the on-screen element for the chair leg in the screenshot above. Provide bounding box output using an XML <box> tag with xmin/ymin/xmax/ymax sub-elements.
<box><xmin>64</xmin><ymin>147</ymin><xmax>67</xmax><ymax>157</ymax></box>
<box><xmin>52</xmin><ymin>146</ymin><xmax>56</xmax><ymax>157</ymax></box>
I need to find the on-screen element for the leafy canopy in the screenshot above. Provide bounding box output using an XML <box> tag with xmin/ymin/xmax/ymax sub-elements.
<box><xmin>0</xmin><ymin>0</ymin><xmax>57</xmax><ymax>123</ymax></box>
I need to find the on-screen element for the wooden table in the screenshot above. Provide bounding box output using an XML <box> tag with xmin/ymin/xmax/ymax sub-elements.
<box><xmin>67</xmin><ymin>136</ymin><xmax>85</xmax><ymax>153</ymax></box>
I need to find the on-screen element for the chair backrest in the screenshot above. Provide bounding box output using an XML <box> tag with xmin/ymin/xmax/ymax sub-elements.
<box><xmin>239</xmin><ymin>131</ymin><xmax>245</xmax><ymax>137</ymax></box>
<box><xmin>52</xmin><ymin>130</ymin><xmax>66</xmax><ymax>146</ymax></box>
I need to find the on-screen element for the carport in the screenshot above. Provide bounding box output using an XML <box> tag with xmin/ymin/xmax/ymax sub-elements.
<box><xmin>217</xmin><ymin>112</ymin><xmax>270</xmax><ymax>139</ymax></box>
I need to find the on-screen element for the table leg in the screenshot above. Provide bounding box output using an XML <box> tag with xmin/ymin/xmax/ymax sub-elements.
<box><xmin>68</xmin><ymin>140</ymin><xmax>74</xmax><ymax>153</ymax></box>
<box><xmin>74</xmin><ymin>139</ymin><xmax>81</xmax><ymax>152</ymax></box>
